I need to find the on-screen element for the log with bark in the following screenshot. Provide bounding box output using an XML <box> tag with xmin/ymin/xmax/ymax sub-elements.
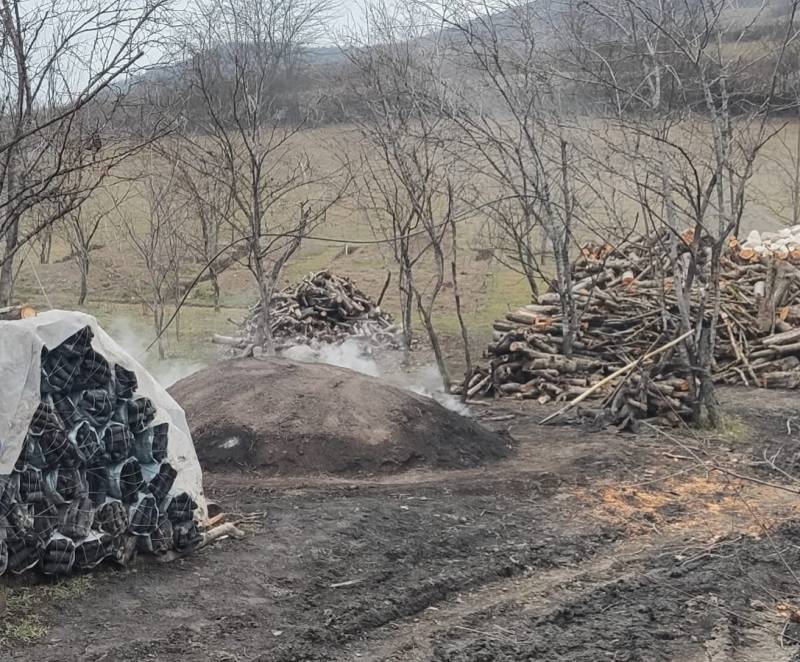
<box><xmin>230</xmin><ymin>271</ymin><xmax>403</xmax><ymax>354</ymax></box>
<box><xmin>461</xmin><ymin>229</ymin><xmax>800</xmax><ymax>427</ymax></box>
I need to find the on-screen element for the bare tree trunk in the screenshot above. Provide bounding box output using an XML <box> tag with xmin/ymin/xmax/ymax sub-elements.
<box><xmin>211</xmin><ymin>271</ymin><xmax>220</xmax><ymax>312</ymax></box>
<box><xmin>398</xmin><ymin>264</ymin><xmax>414</xmax><ymax>353</ymax></box>
<box><xmin>252</xmin><ymin>253</ymin><xmax>276</xmax><ymax>355</ymax></box>
<box><xmin>0</xmin><ymin>216</ymin><xmax>19</xmax><ymax>307</ymax></box>
<box><xmin>77</xmin><ymin>251</ymin><xmax>89</xmax><ymax>305</ymax></box>
<box><xmin>415</xmin><ymin>292</ymin><xmax>450</xmax><ymax>391</ymax></box>
<box><xmin>39</xmin><ymin>227</ymin><xmax>52</xmax><ymax>264</ymax></box>
<box><xmin>153</xmin><ymin>303</ymin><xmax>165</xmax><ymax>360</ymax></box>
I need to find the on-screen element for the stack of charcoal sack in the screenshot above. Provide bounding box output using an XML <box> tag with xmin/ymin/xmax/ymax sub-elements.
<box><xmin>0</xmin><ymin>324</ymin><xmax>202</xmax><ymax>577</ymax></box>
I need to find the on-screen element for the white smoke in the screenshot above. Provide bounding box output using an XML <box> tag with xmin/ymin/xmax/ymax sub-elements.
<box><xmin>279</xmin><ymin>339</ymin><xmax>470</xmax><ymax>416</ymax></box>
<box><xmin>105</xmin><ymin>317</ymin><xmax>206</xmax><ymax>388</ymax></box>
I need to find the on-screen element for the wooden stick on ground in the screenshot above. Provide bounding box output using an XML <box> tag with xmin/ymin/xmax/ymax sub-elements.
<box><xmin>540</xmin><ymin>329</ymin><xmax>694</xmax><ymax>425</ymax></box>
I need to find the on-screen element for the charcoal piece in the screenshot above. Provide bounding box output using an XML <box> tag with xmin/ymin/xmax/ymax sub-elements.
<box><xmin>142</xmin><ymin>462</ymin><xmax>177</xmax><ymax>503</ymax></box>
<box><xmin>44</xmin><ymin>467</ymin><xmax>85</xmax><ymax>503</ymax></box>
<box><xmin>28</xmin><ymin>402</ymin><xmax>71</xmax><ymax>468</ymax></box>
<box><xmin>75</xmin><ymin>349</ymin><xmax>112</xmax><ymax>389</ymax></box>
<box><xmin>0</xmin><ymin>474</ymin><xmax>19</xmax><ymax>516</ymax></box>
<box><xmin>132</xmin><ymin>423</ymin><xmax>169</xmax><ymax>464</ymax></box>
<box><xmin>59</xmin><ymin>495</ymin><xmax>94</xmax><ymax>540</ymax></box>
<box><xmin>74</xmin><ymin>531</ymin><xmax>113</xmax><ymax>569</ymax></box>
<box><xmin>137</xmin><ymin>515</ymin><xmax>173</xmax><ymax>555</ymax></box>
<box><xmin>42</xmin><ymin>535</ymin><xmax>76</xmax><ymax>575</ymax></box>
<box><xmin>163</xmin><ymin>491</ymin><xmax>197</xmax><ymax>524</ymax></box>
<box><xmin>86</xmin><ymin>466</ymin><xmax>109</xmax><ymax>506</ymax></box>
<box><xmin>48</xmin><ymin>327</ymin><xmax>93</xmax><ymax>359</ymax></box>
<box><xmin>70</xmin><ymin>421</ymin><xmax>104</xmax><ymax>466</ymax></box>
<box><xmin>33</xmin><ymin>501</ymin><xmax>59</xmax><ymax>541</ymax></box>
<box><xmin>29</xmin><ymin>401</ymin><xmax>63</xmax><ymax>436</ymax></box>
<box><xmin>94</xmin><ymin>499</ymin><xmax>128</xmax><ymax>537</ymax></box>
<box><xmin>151</xmin><ymin>423</ymin><xmax>169</xmax><ymax>462</ymax></box>
<box><xmin>111</xmin><ymin>534</ymin><xmax>138</xmax><ymax>566</ymax></box>
<box><xmin>76</xmin><ymin>389</ymin><xmax>114</xmax><ymax>427</ymax></box>
<box><xmin>7</xmin><ymin>537</ymin><xmax>40</xmax><ymax>574</ymax></box>
<box><xmin>16</xmin><ymin>434</ymin><xmax>47</xmax><ymax>470</ymax></box>
<box><xmin>173</xmin><ymin>519</ymin><xmax>202</xmax><ymax>552</ymax></box>
<box><xmin>40</xmin><ymin>354</ymin><xmax>82</xmax><ymax>394</ymax></box>
<box><xmin>108</xmin><ymin>457</ymin><xmax>143</xmax><ymax>504</ymax></box>
<box><xmin>52</xmin><ymin>392</ymin><xmax>81</xmax><ymax>427</ymax></box>
<box><xmin>40</xmin><ymin>328</ymin><xmax>93</xmax><ymax>394</ymax></box>
<box><xmin>128</xmin><ymin>492</ymin><xmax>158</xmax><ymax>536</ymax></box>
<box><xmin>18</xmin><ymin>467</ymin><xmax>45</xmax><ymax>502</ymax></box>
<box><xmin>7</xmin><ymin>502</ymin><xmax>34</xmax><ymax>536</ymax></box>
<box><xmin>126</xmin><ymin>397</ymin><xmax>156</xmax><ymax>434</ymax></box>
<box><xmin>0</xmin><ymin>538</ymin><xmax>7</xmax><ymax>576</ymax></box>
<box><xmin>114</xmin><ymin>364</ymin><xmax>138</xmax><ymax>400</ymax></box>
<box><xmin>102</xmin><ymin>422</ymin><xmax>133</xmax><ymax>463</ymax></box>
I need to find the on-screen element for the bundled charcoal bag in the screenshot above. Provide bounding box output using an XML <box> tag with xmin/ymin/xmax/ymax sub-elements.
<box><xmin>0</xmin><ymin>311</ymin><xmax>205</xmax><ymax>578</ymax></box>
<box><xmin>0</xmin><ymin>474</ymin><xmax>18</xmax><ymax>516</ymax></box>
<box><xmin>95</xmin><ymin>498</ymin><xmax>128</xmax><ymax>538</ymax></box>
<box><xmin>138</xmin><ymin>514</ymin><xmax>174</xmax><ymax>555</ymax></box>
<box><xmin>132</xmin><ymin>423</ymin><xmax>169</xmax><ymax>464</ymax></box>
<box><xmin>108</xmin><ymin>457</ymin><xmax>144</xmax><ymax>503</ymax></box>
<box><xmin>41</xmin><ymin>533</ymin><xmax>76</xmax><ymax>576</ymax></box>
<box><xmin>74</xmin><ymin>531</ymin><xmax>114</xmax><ymax>569</ymax></box>
<box><xmin>70</xmin><ymin>421</ymin><xmax>105</xmax><ymax>467</ymax></box>
<box><xmin>103</xmin><ymin>422</ymin><xmax>133</xmax><ymax>464</ymax></box>
<box><xmin>128</xmin><ymin>492</ymin><xmax>159</xmax><ymax>536</ymax></box>
<box><xmin>142</xmin><ymin>461</ymin><xmax>177</xmax><ymax>503</ymax></box>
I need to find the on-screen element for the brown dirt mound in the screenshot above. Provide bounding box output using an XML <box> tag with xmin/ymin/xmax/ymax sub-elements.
<box><xmin>169</xmin><ymin>357</ymin><xmax>511</xmax><ymax>474</ymax></box>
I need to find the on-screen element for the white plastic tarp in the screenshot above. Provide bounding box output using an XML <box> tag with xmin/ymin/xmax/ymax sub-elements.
<box><xmin>0</xmin><ymin>310</ymin><xmax>205</xmax><ymax>513</ymax></box>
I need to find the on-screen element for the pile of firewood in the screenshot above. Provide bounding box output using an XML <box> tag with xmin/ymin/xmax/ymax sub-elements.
<box><xmin>0</xmin><ymin>326</ymin><xmax>201</xmax><ymax>577</ymax></box>
<box><xmin>217</xmin><ymin>271</ymin><xmax>402</xmax><ymax>353</ymax></box>
<box><xmin>462</xmin><ymin>229</ymin><xmax>800</xmax><ymax>427</ymax></box>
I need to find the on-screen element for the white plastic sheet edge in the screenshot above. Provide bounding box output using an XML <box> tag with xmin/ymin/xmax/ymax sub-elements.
<box><xmin>0</xmin><ymin>310</ymin><xmax>205</xmax><ymax>516</ymax></box>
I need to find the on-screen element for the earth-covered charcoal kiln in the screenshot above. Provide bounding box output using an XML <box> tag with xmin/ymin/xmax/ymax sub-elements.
<box><xmin>0</xmin><ymin>311</ymin><xmax>205</xmax><ymax>577</ymax></box>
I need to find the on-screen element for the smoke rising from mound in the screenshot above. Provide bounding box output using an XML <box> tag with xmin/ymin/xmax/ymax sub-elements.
<box><xmin>281</xmin><ymin>339</ymin><xmax>470</xmax><ymax>415</ymax></box>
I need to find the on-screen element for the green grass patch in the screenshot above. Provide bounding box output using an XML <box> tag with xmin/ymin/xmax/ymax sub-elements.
<box><xmin>1</xmin><ymin>576</ymin><xmax>94</xmax><ymax>646</ymax></box>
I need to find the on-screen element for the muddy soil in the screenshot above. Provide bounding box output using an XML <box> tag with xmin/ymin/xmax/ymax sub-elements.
<box><xmin>4</xmin><ymin>386</ymin><xmax>800</xmax><ymax>661</ymax></box>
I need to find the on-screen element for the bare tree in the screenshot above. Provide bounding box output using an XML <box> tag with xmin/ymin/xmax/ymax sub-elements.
<box><xmin>342</xmin><ymin>2</ymin><xmax>476</xmax><ymax>389</ymax></box>
<box><xmin>176</xmin><ymin>0</ymin><xmax>339</xmax><ymax>354</ymax></box>
<box><xmin>560</xmin><ymin>0</ymin><xmax>800</xmax><ymax>424</ymax></box>
<box><xmin>0</xmin><ymin>0</ymin><xmax>172</xmax><ymax>305</ymax></box>
<box><xmin>114</xmin><ymin>155</ymin><xmax>185</xmax><ymax>360</ymax></box>
<box><xmin>58</xmin><ymin>197</ymin><xmax>110</xmax><ymax>306</ymax></box>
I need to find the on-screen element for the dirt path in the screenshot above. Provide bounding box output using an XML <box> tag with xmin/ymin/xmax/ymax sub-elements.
<box><xmin>4</xmin><ymin>388</ymin><xmax>800</xmax><ymax>661</ymax></box>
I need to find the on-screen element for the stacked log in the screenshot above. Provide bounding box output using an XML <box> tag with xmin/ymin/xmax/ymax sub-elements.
<box><xmin>463</xmin><ymin>229</ymin><xmax>800</xmax><ymax>427</ymax></box>
<box><xmin>221</xmin><ymin>271</ymin><xmax>402</xmax><ymax>353</ymax></box>
<box><xmin>0</xmin><ymin>326</ymin><xmax>201</xmax><ymax>577</ymax></box>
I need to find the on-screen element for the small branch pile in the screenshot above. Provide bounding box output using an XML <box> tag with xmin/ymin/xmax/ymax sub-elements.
<box><xmin>221</xmin><ymin>271</ymin><xmax>402</xmax><ymax>353</ymax></box>
<box><xmin>0</xmin><ymin>326</ymin><xmax>201</xmax><ymax>577</ymax></box>
<box><xmin>463</xmin><ymin>230</ymin><xmax>800</xmax><ymax>427</ymax></box>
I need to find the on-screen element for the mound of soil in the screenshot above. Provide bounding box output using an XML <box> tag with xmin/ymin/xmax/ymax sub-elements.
<box><xmin>169</xmin><ymin>357</ymin><xmax>511</xmax><ymax>474</ymax></box>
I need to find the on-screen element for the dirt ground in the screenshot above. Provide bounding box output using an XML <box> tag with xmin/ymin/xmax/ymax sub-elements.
<box><xmin>4</xmin><ymin>386</ymin><xmax>800</xmax><ymax>661</ymax></box>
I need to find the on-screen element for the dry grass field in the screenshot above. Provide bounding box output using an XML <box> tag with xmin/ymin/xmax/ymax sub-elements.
<box><xmin>9</xmin><ymin>120</ymin><xmax>800</xmax><ymax>378</ymax></box>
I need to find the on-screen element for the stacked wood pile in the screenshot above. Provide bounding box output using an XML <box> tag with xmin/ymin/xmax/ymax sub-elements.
<box><xmin>0</xmin><ymin>326</ymin><xmax>201</xmax><ymax>577</ymax></box>
<box><xmin>462</xmin><ymin>229</ymin><xmax>800</xmax><ymax>427</ymax></box>
<box><xmin>220</xmin><ymin>271</ymin><xmax>402</xmax><ymax>353</ymax></box>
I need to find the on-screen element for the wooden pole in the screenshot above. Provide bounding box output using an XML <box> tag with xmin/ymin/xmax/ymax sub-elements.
<box><xmin>539</xmin><ymin>329</ymin><xmax>694</xmax><ymax>425</ymax></box>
